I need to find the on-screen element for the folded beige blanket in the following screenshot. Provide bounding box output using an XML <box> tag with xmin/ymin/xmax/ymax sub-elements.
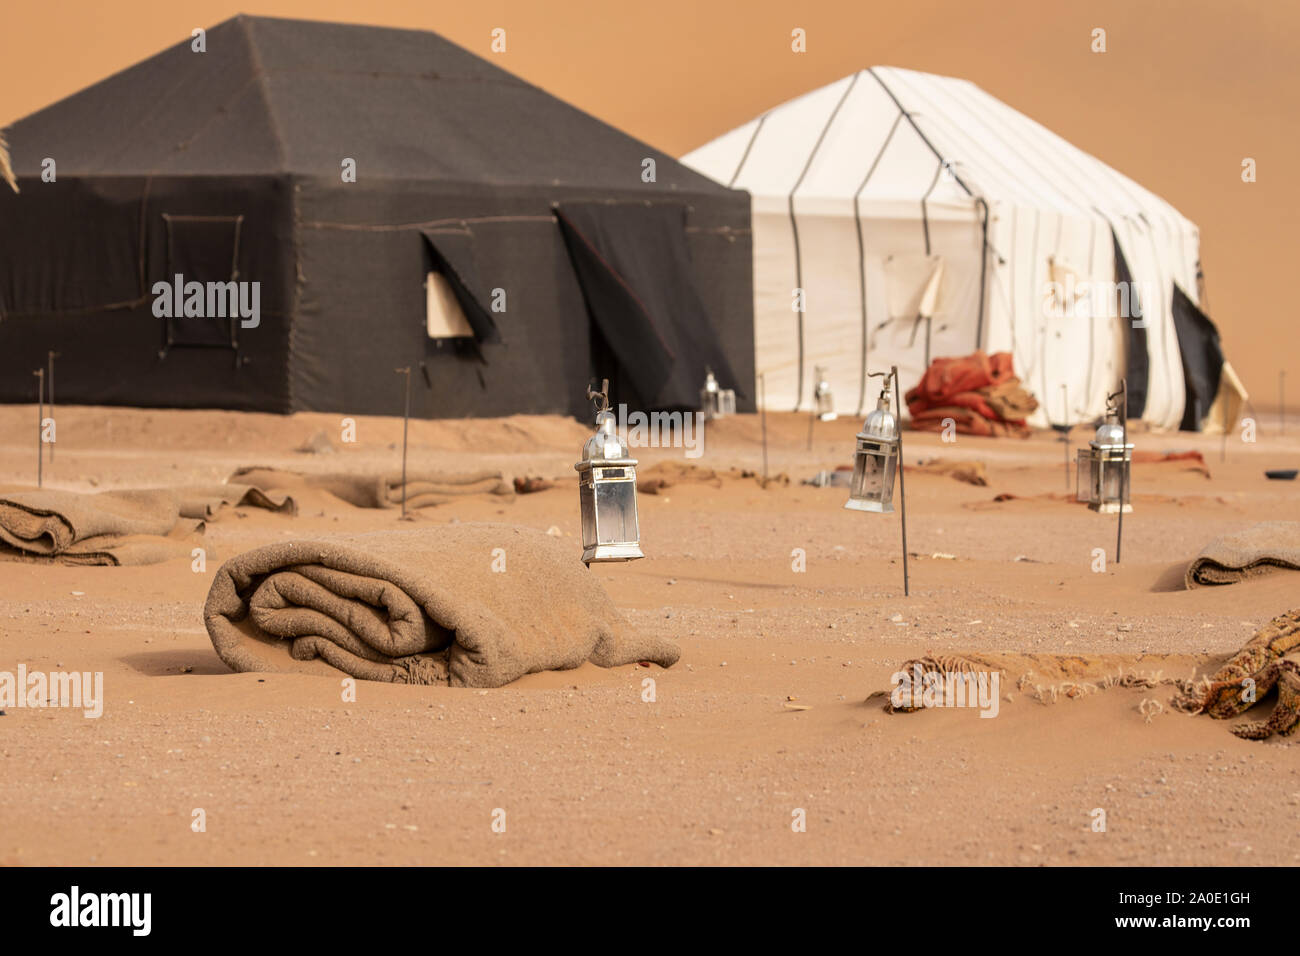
<box><xmin>178</xmin><ymin>484</ymin><xmax>298</xmax><ymax>520</ymax></box>
<box><xmin>203</xmin><ymin>524</ymin><xmax>680</xmax><ymax>688</ymax></box>
<box><xmin>227</xmin><ymin>467</ymin><xmax>513</xmax><ymax>510</ymax></box>
<box><xmin>0</xmin><ymin>488</ymin><xmax>201</xmax><ymax>566</ymax></box>
<box><xmin>1185</xmin><ymin>521</ymin><xmax>1300</xmax><ymax>588</ymax></box>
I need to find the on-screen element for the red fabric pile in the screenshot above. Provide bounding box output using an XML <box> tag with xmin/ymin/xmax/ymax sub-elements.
<box><xmin>905</xmin><ymin>351</ymin><xmax>1039</xmax><ymax>438</ymax></box>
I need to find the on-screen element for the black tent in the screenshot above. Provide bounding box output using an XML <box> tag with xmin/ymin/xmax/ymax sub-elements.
<box><xmin>0</xmin><ymin>15</ymin><xmax>753</xmax><ymax>419</ymax></box>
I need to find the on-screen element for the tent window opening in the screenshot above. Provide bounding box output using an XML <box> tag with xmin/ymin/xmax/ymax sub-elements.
<box><xmin>161</xmin><ymin>213</ymin><xmax>244</xmax><ymax>350</ymax></box>
<box><xmin>419</xmin><ymin>229</ymin><xmax>501</xmax><ymax>346</ymax></box>
<box><xmin>426</xmin><ymin>270</ymin><xmax>475</xmax><ymax>339</ymax></box>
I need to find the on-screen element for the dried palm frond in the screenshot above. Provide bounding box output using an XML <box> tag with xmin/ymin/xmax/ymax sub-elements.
<box><xmin>0</xmin><ymin>131</ymin><xmax>18</xmax><ymax>193</ymax></box>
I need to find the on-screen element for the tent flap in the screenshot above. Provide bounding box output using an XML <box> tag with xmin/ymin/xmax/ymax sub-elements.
<box><xmin>555</xmin><ymin>202</ymin><xmax>740</xmax><ymax>408</ymax></box>
<box><xmin>1170</xmin><ymin>282</ymin><xmax>1224</xmax><ymax>431</ymax></box>
<box><xmin>1113</xmin><ymin>231</ymin><xmax>1149</xmax><ymax>420</ymax></box>
<box><xmin>420</xmin><ymin>229</ymin><xmax>500</xmax><ymax>345</ymax></box>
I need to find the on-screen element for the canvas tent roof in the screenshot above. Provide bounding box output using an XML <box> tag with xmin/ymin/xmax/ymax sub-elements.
<box><xmin>0</xmin><ymin>16</ymin><xmax>753</xmax><ymax>418</ymax></box>
<box><xmin>684</xmin><ymin>67</ymin><xmax>1213</xmax><ymax>431</ymax></box>
<box><xmin>8</xmin><ymin>14</ymin><xmax>737</xmax><ymax>192</ymax></box>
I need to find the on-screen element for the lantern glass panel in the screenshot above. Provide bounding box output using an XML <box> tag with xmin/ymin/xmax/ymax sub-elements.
<box><xmin>1075</xmin><ymin>450</ymin><xmax>1092</xmax><ymax>502</ymax></box>
<box><xmin>580</xmin><ymin>477</ymin><xmax>597</xmax><ymax>546</ymax></box>
<box><xmin>848</xmin><ymin>439</ymin><xmax>896</xmax><ymax>511</ymax></box>
<box><xmin>1100</xmin><ymin>455</ymin><xmax>1122</xmax><ymax>504</ymax></box>
<box><xmin>594</xmin><ymin>472</ymin><xmax>638</xmax><ymax>544</ymax></box>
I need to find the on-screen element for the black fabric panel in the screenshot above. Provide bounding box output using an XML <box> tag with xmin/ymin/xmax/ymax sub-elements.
<box><xmin>292</xmin><ymin>183</ymin><xmax>593</xmax><ymax>419</ymax></box>
<box><xmin>1170</xmin><ymin>283</ymin><xmax>1223</xmax><ymax>432</ymax></box>
<box><xmin>0</xmin><ymin>177</ymin><xmax>144</xmax><ymax>315</ymax></box>
<box><xmin>0</xmin><ymin>175</ymin><xmax>293</xmax><ymax>412</ymax></box>
<box><xmin>555</xmin><ymin>202</ymin><xmax>740</xmax><ymax>409</ymax></box>
<box><xmin>419</xmin><ymin>229</ymin><xmax>500</xmax><ymax>344</ymax></box>
<box><xmin>163</xmin><ymin>215</ymin><xmax>241</xmax><ymax>348</ymax></box>
<box><xmin>1113</xmin><ymin>230</ymin><xmax>1149</xmax><ymax>419</ymax></box>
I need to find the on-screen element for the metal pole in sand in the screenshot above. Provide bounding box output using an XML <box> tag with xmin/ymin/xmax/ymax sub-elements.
<box><xmin>806</xmin><ymin>399</ymin><xmax>815</xmax><ymax>451</ymax></box>
<box><xmin>1061</xmin><ymin>383</ymin><xmax>1070</xmax><ymax>489</ymax></box>
<box><xmin>1116</xmin><ymin>378</ymin><xmax>1128</xmax><ymax>565</ymax></box>
<box><xmin>34</xmin><ymin>369</ymin><xmax>45</xmax><ymax>488</ymax></box>
<box><xmin>1221</xmin><ymin>393</ymin><xmax>1228</xmax><ymax>464</ymax></box>
<box><xmin>760</xmin><ymin>373</ymin><xmax>769</xmax><ymax>484</ymax></box>
<box><xmin>396</xmin><ymin>367</ymin><xmax>411</xmax><ymax>519</ymax></box>
<box><xmin>47</xmin><ymin>351</ymin><xmax>58</xmax><ymax>462</ymax></box>
<box><xmin>893</xmin><ymin>365</ymin><xmax>909</xmax><ymax>597</ymax></box>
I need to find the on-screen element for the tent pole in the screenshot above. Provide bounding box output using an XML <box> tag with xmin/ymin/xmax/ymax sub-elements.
<box><xmin>894</xmin><ymin>365</ymin><xmax>909</xmax><ymax>598</ymax></box>
<box><xmin>1062</xmin><ymin>383</ymin><xmax>1069</xmax><ymax>489</ymax></box>
<box><xmin>1221</xmin><ymin>391</ymin><xmax>1228</xmax><ymax>463</ymax></box>
<box><xmin>47</xmin><ymin>351</ymin><xmax>57</xmax><ymax>462</ymax></box>
<box><xmin>1116</xmin><ymin>378</ymin><xmax>1127</xmax><ymax>565</ymax></box>
<box><xmin>34</xmin><ymin>369</ymin><xmax>44</xmax><ymax>488</ymax></box>
<box><xmin>1280</xmin><ymin>370</ymin><xmax>1287</xmax><ymax>436</ymax></box>
<box><xmin>760</xmin><ymin>373</ymin><xmax>769</xmax><ymax>484</ymax></box>
<box><xmin>396</xmin><ymin>367</ymin><xmax>411</xmax><ymax>519</ymax></box>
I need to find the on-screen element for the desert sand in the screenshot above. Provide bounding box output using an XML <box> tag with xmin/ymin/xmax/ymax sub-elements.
<box><xmin>0</xmin><ymin>404</ymin><xmax>1297</xmax><ymax>866</ymax></box>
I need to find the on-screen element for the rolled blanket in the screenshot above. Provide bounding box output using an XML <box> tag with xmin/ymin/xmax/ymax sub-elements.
<box><xmin>1184</xmin><ymin>521</ymin><xmax>1300</xmax><ymax>588</ymax></box>
<box><xmin>203</xmin><ymin>523</ymin><xmax>680</xmax><ymax>688</ymax></box>
<box><xmin>227</xmin><ymin>467</ymin><xmax>513</xmax><ymax>510</ymax></box>
<box><xmin>0</xmin><ymin>488</ymin><xmax>200</xmax><ymax>566</ymax></box>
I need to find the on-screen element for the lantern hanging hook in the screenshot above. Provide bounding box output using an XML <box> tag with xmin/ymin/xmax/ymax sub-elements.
<box><xmin>587</xmin><ymin>378</ymin><xmax>610</xmax><ymax>414</ymax></box>
<box><xmin>866</xmin><ymin>368</ymin><xmax>895</xmax><ymax>396</ymax></box>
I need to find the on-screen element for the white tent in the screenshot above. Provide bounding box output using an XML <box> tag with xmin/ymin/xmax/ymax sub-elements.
<box><xmin>683</xmin><ymin>67</ymin><xmax>1208</xmax><ymax>430</ymax></box>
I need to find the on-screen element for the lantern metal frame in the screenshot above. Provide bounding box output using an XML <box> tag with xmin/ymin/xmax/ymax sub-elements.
<box><xmin>813</xmin><ymin>365</ymin><xmax>837</xmax><ymax>421</ymax></box>
<box><xmin>842</xmin><ymin>366</ymin><xmax>910</xmax><ymax>596</ymax></box>
<box><xmin>844</xmin><ymin>383</ymin><xmax>900</xmax><ymax>514</ymax></box>
<box><xmin>699</xmin><ymin>368</ymin><xmax>736</xmax><ymax>420</ymax></box>
<box><xmin>575</xmin><ymin>379</ymin><xmax>643</xmax><ymax>565</ymax></box>
<box><xmin>1076</xmin><ymin>386</ymin><xmax>1133</xmax><ymax>515</ymax></box>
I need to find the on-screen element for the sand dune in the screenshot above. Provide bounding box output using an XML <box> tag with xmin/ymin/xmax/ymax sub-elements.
<box><xmin>1</xmin><ymin>405</ymin><xmax>1297</xmax><ymax>865</ymax></box>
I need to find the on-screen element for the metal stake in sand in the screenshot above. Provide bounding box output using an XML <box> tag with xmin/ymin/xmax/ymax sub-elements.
<box><xmin>759</xmin><ymin>373</ymin><xmax>769</xmax><ymax>484</ymax></box>
<box><xmin>1116</xmin><ymin>378</ymin><xmax>1128</xmax><ymax>564</ymax></box>
<box><xmin>47</xmin><ymin>350</ymin><xmax>58</xmax><ymax>462</ymax></box>
<box><xmin>895</xmin><ymin>367</ymin><xmax>910</xmax><ymax>597</ymax></box>
<box><xmin>33</xmin><ymin>368</ymin><xmax>45</xmax><ymax>488</ymax></box>
<box><xmin>1221</xmin><ymin>394</ymin><xmax>1228</xmax><ymax>464</ymax></box>
<box><xmin>395</xmin><ymin>366</ymin><xmax>411</xmax><ymax>519</ymax></box>
<box><xmin>1061</xmin><ymin>383</ymin><xmax>1070</xmax><ymax>489</ymax></box>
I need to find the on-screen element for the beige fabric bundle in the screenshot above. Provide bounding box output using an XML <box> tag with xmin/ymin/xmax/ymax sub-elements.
<box><xmin>1185</xmin><ymin>521</ymin><xmax>1300</xmax><ymax>588</ymax></box>
<box><xmin>204</xmin><ymin>523</ymin><xmax>680</xmax><ymax>688</ymax></box>
<box><xmin>227</xmin><ymin>467</ymin><xmax>513</xmax><ymax>510</ymax></box>
<box><xmin>0</xmin><ymin>488</ymin><xmax>200</xmax><ymax>566</ymax></box>
<box><xmin>178</xmin><ymin>484</ymin><xmax>298</xmax><ymax>520</ymax></box>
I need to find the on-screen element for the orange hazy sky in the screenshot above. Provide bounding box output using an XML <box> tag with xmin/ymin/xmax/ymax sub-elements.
<box><xmin>2</xmin><ymin>0</ymin><xmax>1296</xmax><ymax>407</ymax></box>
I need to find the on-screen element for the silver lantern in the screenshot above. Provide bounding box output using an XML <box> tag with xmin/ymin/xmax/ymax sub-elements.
<box><xmin>1076</xmin><ymin>405</ymin><xmax>1133</xmax><ymax>514</ymax></box>
<box><xmin>699</xmin><ymin>368</ymin><xmax>736</xmax><ymax>420</ymax></box>
<box><xmin>844</xmin><ymin>377</ymin><xmax>900</xmax><ymax>513</ymax></box>
<box><xmin>575</xmin><ymin>381</ymin><xmax>643</xmax><ymax>564</ymax></box>
<box><xmin>813</xmin><ymin>366</ymin><xmax>836</xmax><ymax>421</ymax></box>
